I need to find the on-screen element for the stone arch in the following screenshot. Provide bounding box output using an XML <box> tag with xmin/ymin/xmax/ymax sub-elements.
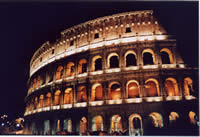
<box><xmin>129</xmin><ymin>114</ymin><xmax>143</xmax><ymax>135</ymax></box>
<box><xmin>107</xmin><ymin>53</ymin><xmax>119</xmax><ymax>68</ymax></box>
<box><xmin>169</xmin><ymin>112</ymin><xmax>179</xmax><ymax>122</ymax></box>
<box><xmin>91</xmin><ymin>83</ymin><xmax>103</xmax><ymax>101</ymax></box>
<box><xmin>54</xmin><ymin>90</ymin><xmax>61</xmax><ymax>106</ymax></box>
<box><xmin>142</xmin><ymin>49</ymin><xmax>155</xmax><ymax>65</ymax></box>
<box><xmin>63</xmin><ymin>119</ymin><xmax>72</xmax><ymax>133</ymax></box>
<box><xmin>109</xmin><ymin>81</ymin><xmax>121</xmax><ymax>100</ymax></box>
<box><xmin>92</xmin><ymin>115</ymin><xmax>103</xmax><ymax>131</ymax></box>
<box><xmin>189</xmin><ymin>111</ymin><xmax>197</xmax><ymax>124</ymax></box>
<box><xmin>64</xmin><ymin>88</ymin><xmax>73</xmax><ymax>104</ymax></box>
<box><xmin>80</xmin><ymin>117</ymin><xmax>87</xmax><ymax>134</ymax></box>
<box><xmin>145</xmin><ymin>78</ymin><xmax>160</xmax><ymax>97</ymax></box>
<box><xmin>66</xmin><ymin>62</ymin><xmax>75</xmax><ymax>77</ymax></box>
<box><xmin>45</xmin><ymin>92</ymin><xmax>51</xmax><ymax>107</ymax></box>
<box><xmin>56</xmin><ymin>66</ymin><xmax>64</xmax><ymax>80</ymax></box>
<box><xmin>126</xmin><ymin>80</ymin><xmax>140</xmax><ymax>98</ymax></box>
<box><xmin>165</xmin><ymin>77</ymin><xmax>179</xmax><ymax>96</ymax></box>
<box><xmin>78</xmin><ymin>59</ymin><xmax>87</xmax><ymax>74</ymax></box>
<box><xmin>184</xmin><ymin>77</ymin><xmax>194</xmax><ymax>96</ymax></box>
<box><xmin>77</xmin><ymin>86</ymin><xmax>87</xmax><ymax>102</ymax></box>
<box><xmin>149</xmin><ymin>112</ymin><xmax>163</xmax><ymax>128</ymax></box>
<box><xmin>160</xmin><ymin>48</ymin><xmax>173</xmax><ymax>64</ymax></box>
<box><xmin>110</xmin><ymin>114</ymin><xmax>123</xmax><ymax>132</ymax></box>
<box><xmin>39</xmin><ymin>95</ymin><xmax>44</xmax><ymax>108</ymax></box>
<box><xmin>33</xmin><ymin>78</ymin><xmax>37</xmax><ymax>89</ymax></box>
<box><xmin>92</xmin><ymin>55</ymin><xmax>102</xmax><ymax>71</ymax></box>
<box><xmin>34</xmin><ymin>97</ymin><xmax>38</xmax><ymax>110</ymax></box>
<box><xmin>36</xmin><ymin>75</ymin><xmax>41</xmax><ymax>88</ymax></box>
<box><xmin>125</xmin><ymin>50</ymin><xmax>137</xmax><ymax>67</ymax></box>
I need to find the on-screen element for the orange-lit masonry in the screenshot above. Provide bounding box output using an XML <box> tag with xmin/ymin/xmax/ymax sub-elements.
<box><xmin>24</xmin><ymin>10</ymin><xmax>199</xmax><ymax>135</ymax></box>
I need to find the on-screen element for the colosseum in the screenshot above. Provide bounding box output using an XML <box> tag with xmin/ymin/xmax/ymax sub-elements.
<box><xmin>23</xmin><ymin>10</ymin><xmax>199</xmax><ymax>135</ymax></box>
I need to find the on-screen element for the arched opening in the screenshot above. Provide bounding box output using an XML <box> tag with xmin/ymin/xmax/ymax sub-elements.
<box><xmin>34</xmin><ymin>97</ymin><xmax>38</xmax><ymax>110</ymax></box>
<box><xmin>110</xmin><ymin>115</ymin><xmax>122</xmax><ymax>132</ymax></box>
<box><xmin>109</xmin><ymin>82</ymin><xmax>121</xmax><ymax>100</ymax></box>
<box><xmin>92</xmin><ymin>115</ymin><xmax>103</xmax><ymax>131</ymax></box>
<box><xmin>39</xmin><ymin>95</ymin><xmax>44</xmax><ymax>108</ymax></box>
<box><xmin>189</xmin><ymin>111</ymin><xmax>197</xmax><ymax>125</ymax></box>
<box><xmin>33</xmin><ymin>78</ymin><xmax>37</xmax><ymax>89</ymax></box>
<box><xmin>56</xmin><ymin>66</ymin><xmax>64</xmax><ymax>80</ymax></box>
<box><xmin>145</xmin><ymin>79</ymin><xmax>160</xmax><ymax>97</ymax></box>
<box><xmin>165</xmin><ymin>78</ymin><xmax>179</xmax><ymax>96</ymax></box>
<box><xmin>44</xmin><ymin>120</ymin><xmax>50</xmax><ymax>135</ymax></box>
<box><xmin>149</xmin><ymin>112</ymin><xmax>163</xmax><ymax>128</ymax></box>
<box><xmin>184</xmin><ymin>77</ymin><xmax>194</xmax><ymax>96</ymax></box>
<box><xmin>46</xmin><ymin>71</ymin><xmax>53</xmax><ymax>83</ymax></box>
<box><xmin>80</xmin><ymin>117</ymin><xmax>87</xmax><ymax>134</ymax></box>
<box><xmin>161</xmin><ymin>52</ymin><xmax>170</xmax><ymax>64</ymax></box>
<box><xmin>143</xmin><ymin>49</ymin><xmax>155</xmax><ymax>65</ymax></box>
<box><xmin>78</xmin><ymin>59</ymin><xmax>87</xmax><ymax>74</ymax></box>
<box><xmin>30</xmin><ymin>81</ymin><xmax>33</xmax><ymax>90</ymax></box>
<box><xmin>64</xmin><ymin>88</ymin><xmax>73</xmax><ymax>104</ymax></box>
<box><xmin>129</xmin><ymin>114</ymin><xmax>143</xmax><ymax>136</ymax></box>
<box><xmin>66</xmin><ymin>62</ymin><xmax>75</xmax><ymax>77</ymax></box>
<box><xmin>29</xmin><ymin>99</ymin><xmax>33</xmax><ymax>111</ymax></box>
<box><xmin>92</xmin><ymin>55</ymin><xmax>102</xmax><ymax>71</ymax></box>
<box><xmin>63</xmin><ymin>119</ymin><xmax>72</xmax><ymax>133</ymax></box>
<box><xmin>169</xmin><ymin>112</ymin><xmax>179</xmax><ymax>123</ymax></box>
<box><xmin>37</xmin><ymin>76</ymin><xmax>41</xmax><ymax>88</ymax></box>
<box><xmin>77</xmin><ymin>86</ymin><xmax>87</xmax><ymax>102</ymax></box>
<box><xmin>54</xmin><ymin>90</ymin><xmax>61</xmax><ymax>106</ymax></box>
<box><xmin>108</xmin><ymin>53</ymin><xmax>119</xmax><ymax>68</ymax></box>
<box><xmin>125</xmin><ymin>51</ymin><xmax>137</xmax><ymax>67</ymax></box>
<box><xmin>91</xmin><ymin>83</ymin><xmax>103</xmax><ymax>101</ymax></box>
<box><xmin>45</xmin><ymin>93</ymin><xmax>51</xmax><ymax>107</ymax></box>
<box><xmin>160</xmin><ymin>48</ymin><xmax>173</xmax><ymax>64</ymax></box>
<box><xmin>127</xmin><ymin>80</ymin><xmax>140</xmax><ymax>98</ymax></box>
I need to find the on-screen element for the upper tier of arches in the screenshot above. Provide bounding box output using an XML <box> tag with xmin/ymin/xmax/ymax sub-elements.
<box><xmin>29</xmin><ymin>10</ymin><xmax>170</xmax><ymax>77</ymax></box>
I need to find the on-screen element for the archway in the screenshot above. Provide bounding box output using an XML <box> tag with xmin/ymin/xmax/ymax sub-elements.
<box><xmin>143</xmin><ymin>49</ymin><xmax>155</xmax><ymax>65</ymax></box>
<box><xmin>108</xmin><ymin>53</ymin><xmax>119</xmax><ymax>68</ymax></box>
<box><xmin>66</xmin><ymin>62</ymin><xmax>75</xmax><ymax>77</ymax></box>
<box><xmin>92</xmin><ymin>115</ymin><xmax>103</xmax><ymax>131</ymax></box>
<box><xmin>125</xmin><ymin>51</ymin><xmax>137</xmax><ymax>67</ymax></box>
<box><xmin>54</xmin><ymin>90</ymin><xmax>61</xmax><ymax>106</ymax></box>
<box><xmin>109</xmin><ymin>82</ymin><xmax>121</xmax><ymax>100</ymax></box>
<box><xmin>160</xmin><ymin>48</ymin><xmax>173</xmax><ymax>64</ymax></box>
<box><xmin>165</xmin><ymin>78</ymin><xmax>179</xmax><ymax>96</ymax></box>
<box><xmin>145</xmin><ymin>79</ymin><xmax>160</xmax><ymax>97</ymax></box>
<box><xmin>34</xmin><ymin>97</ymin><xmax>38</xmax><ymax>110</ymax></box>
<box><xmin>80</xmin><ymin>117</ymin><xmax>87</xmax><ymax>134</ymax></box>
<box><xmin>184</xmin><ymin>77</ymin><xmax>194</xmax><ymax>96</ymax></box>
<box><xmin>78</xmin><ymin>59</ymin><xmax>87</xmax><ymax>74</ymax></box>
<box><xmin>39</xmin><ymin>95</ymin><xmax>44</xmax><ymax>108</ymax></box>
<box><xmin>149</xmin><ymin>112</ymin><xmax>163</xmax><ymax>128</ymax></box>
<box><xmin>56</xmin><ymin>66</ymin><xmax>64</xmax><ymax>80</ymax></box>
<box><xmin>127</xmin><ymin>80</ymin><xmax>140</xmax><ymax>98</ymax></box>
<box><xmin>110</xmin><ymin>115</ymin><xmax>122</xmax><ymax>132</ymax></box>
<box><xmin>189</xmin><ymin>111</ymin><xmax>197</xmax><ymax>125</ymax></box>
<box><xmin>63</xmin><ymin>119</ymin><xmax>72</xmax><ymax>133</ymax></box>
<box><xmin>64</xmin><ymin>88</ymin><xmax>73</xmax><ymax>104</ymax></box>
<box><xmin>129</xmin><ymin>114</ymin><xmax>143</xmax><ymax>136</ymax></box>
<box><xmin>77</xmin><ymin>86</ymin><xmax>87</xmax><ymax>102</ymax></box>
<box><xmin>91</xmin><ymin>83</ymin><xmax>103</xmax><ymax>101</ymax></box>
<box><xmin>92</xmin><ymin>55</ymin><xmax>102</xmax><ymax>71</ymax></box>
<box><xmin>45</xmin><ymin>93</ymin><xmax>51</xmax><ymax>107</ymax></box>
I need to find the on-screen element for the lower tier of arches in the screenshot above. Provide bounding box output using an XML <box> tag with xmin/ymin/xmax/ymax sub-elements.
<box><xmin>23</xmin><ymin>100</ymin><xmax>199</xmax><ymax>136</ymax></box>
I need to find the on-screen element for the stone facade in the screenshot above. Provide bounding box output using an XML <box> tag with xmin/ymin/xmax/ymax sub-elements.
<box><xmin>23</xmin><ymin>10</ymin><xmax>199</xmax><ymax>135</ymax></box>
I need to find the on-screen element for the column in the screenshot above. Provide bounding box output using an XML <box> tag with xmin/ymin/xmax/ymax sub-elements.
<box><xmin>139</xmin><ymin>77</ymin><xmax>145</xmax><ymax>98</ymax></box>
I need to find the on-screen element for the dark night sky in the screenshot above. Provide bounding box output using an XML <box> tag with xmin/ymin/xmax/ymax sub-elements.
<box><xmin>0</xmin><ymin>1</ymin><xmax>198</xmax><ymax>120</ymax></box>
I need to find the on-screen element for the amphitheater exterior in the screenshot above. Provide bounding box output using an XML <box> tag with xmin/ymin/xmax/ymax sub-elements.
<box><xmin>23</xmin><ymin>10</ymin><xmax>199</xmax><ymax>135</ymax></box>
